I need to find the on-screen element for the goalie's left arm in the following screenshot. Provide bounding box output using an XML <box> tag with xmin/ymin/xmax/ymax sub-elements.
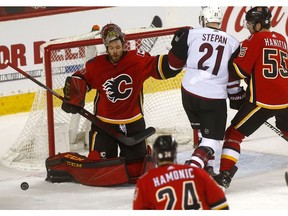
<box><xmin>155</xmin><ymin>28</ymin><xmax>190</xmax><ymax>79</ymax></box>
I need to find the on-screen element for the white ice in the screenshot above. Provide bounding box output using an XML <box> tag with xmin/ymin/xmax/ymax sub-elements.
<box><xmin>0</xmin><ymin>110</ymin><xmax>288</xmax><ymax>213</ymax></box>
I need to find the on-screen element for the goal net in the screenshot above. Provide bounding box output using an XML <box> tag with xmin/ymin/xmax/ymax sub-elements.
<box><xmin>1</xmin><ymin>26</ymin><xmax>194</xmax><ymax>170</ymax></box>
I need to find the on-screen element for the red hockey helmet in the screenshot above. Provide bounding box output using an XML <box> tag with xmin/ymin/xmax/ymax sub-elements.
<box><xmin>100</xmin><ymin>23</ymin><xmax>125</xmax><ymax>47</ymax></box>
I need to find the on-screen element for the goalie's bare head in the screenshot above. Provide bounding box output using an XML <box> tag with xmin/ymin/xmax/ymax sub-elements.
<box><xmin>100</xmin><ymin>23</ymin><xmax>125</xmax><ymax>47</ymax></box>
<box><xmin>199</xmin><ymin>6</ymin><xmax>222</xmax><ymax>28</ymax></box>
<box><xmin>153</xmin><ymin>135</ymin><xmax>178</xmax><ymax>166</ymax></box>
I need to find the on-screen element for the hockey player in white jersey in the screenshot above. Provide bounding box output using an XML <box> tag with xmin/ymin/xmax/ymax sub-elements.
<box><xmin>168</xmin><ymin>6</ymin><xmax>246</xmax><ymax>175</ymax></box>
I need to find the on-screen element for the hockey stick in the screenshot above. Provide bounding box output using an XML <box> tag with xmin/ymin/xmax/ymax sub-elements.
<box><xmin>264</xmin><ymin>121</ymin><xmax>288</xmax><ymax>142</ymax></box>
<box><xmin>4</xmin><ymin>60</ymin><xmax>155</xmax><ymax>146</ymax></box>
<box><xmin>140</xmin><ymin>15</ymin><xmax>162</xmax><ymax>53</ymax></box>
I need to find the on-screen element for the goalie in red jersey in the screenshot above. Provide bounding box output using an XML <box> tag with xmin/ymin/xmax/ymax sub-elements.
<box><xmin>60</xmin><ymin>23</ymin><xmax>182</xmax><ymax>183</ymax></box>
<box><xmin>133</xmin><ymin>135</ymin><xmax>229</xmax><ymax>210</ymax></box>
<box><xmin>214</xmin><ymin>6</ymin><xmax>288</xmax><ymax>189</ymax></box>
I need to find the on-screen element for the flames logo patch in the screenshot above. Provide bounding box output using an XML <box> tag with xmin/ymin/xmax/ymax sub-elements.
<box><xmin>103</xmin><ymin>74</ymin><xmax>133</xmax><ymax>103</ymax></box>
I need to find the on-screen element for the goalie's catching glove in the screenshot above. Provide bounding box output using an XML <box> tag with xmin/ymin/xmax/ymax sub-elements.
<box><xmin>61</xmin><ymin>76</ymin><xmax>87</xmax><ymax>114</ymax></box>
<box><xmin>228</xmin><ymin>87</ymin><xmax>246</xmax><ymax>110</ymax></box>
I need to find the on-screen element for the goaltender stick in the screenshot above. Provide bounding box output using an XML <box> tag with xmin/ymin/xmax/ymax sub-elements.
<box><xmin>46</xmin><ymin>23</ymin><xmax>183</xmax><ymax>186</ymax></box>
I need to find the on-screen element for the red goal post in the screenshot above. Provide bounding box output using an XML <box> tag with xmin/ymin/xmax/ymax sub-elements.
<box><xmin>2</xmin><ymin>26</ymin><xmax>195</xmax><ymax>170</ymax></box>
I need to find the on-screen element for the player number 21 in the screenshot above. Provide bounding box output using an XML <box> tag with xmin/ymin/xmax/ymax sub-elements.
<box><xmin>198</xmin><ymin>43</ymin><xmax>224</xmax><ymax>76</ymax></box>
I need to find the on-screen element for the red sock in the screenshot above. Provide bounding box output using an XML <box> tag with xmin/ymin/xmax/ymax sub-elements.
<box><xmin>220</xmin><ymin>126</ymin><xmax>244</xmax><ymax>172</ymax></box>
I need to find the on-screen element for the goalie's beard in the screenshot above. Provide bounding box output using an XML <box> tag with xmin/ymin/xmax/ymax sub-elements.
<box><xmin>108</xmin><ymin>47</ymin><xmax>126</xmax><ymax>64</ymax></box>
<box><xmin>109</xmin><ymin>53</ymin><xmax>122</xmax><ymax>63</ymax></box>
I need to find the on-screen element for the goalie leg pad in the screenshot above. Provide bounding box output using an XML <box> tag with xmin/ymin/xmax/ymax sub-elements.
<box><xmin>46</xmin><ymin>152</ymin><xmax>130</xmax><ymax>186</ymax></box>
<box><xmin>46</xmin><ymin>153</ymin><xmax>156</xmax><ymax>186</ymax></box>
<box><xmin>45</xmin><ymin>155</ymin><xmax>74</xmax><ymax>183</ymax></box>
<box><xmin>140</xmin><ymin>154</ymin><xmax>156</xmax><ymax>174</ymax></box>
<box><xmin>126</xmin><ymin>155</ymin><xmax>156</xmax><ymax>184</ymax></box>
<box><xmin>46</xmin><ymin>169</ymin><xmax>74</xmax><ymax>183</ymax></box>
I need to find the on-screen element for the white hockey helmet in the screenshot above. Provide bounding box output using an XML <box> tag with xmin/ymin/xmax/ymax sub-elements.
<box><xmin>199</xmin><ymin>6</ymin><xmax>223</xmax><ymax>27</ymax></box>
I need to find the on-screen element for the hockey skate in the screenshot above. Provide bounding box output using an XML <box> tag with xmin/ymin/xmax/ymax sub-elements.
<box><xmin>213</xmin><ymin>166</ymin><xmax>238</xmax><ymax>189</ymax></box>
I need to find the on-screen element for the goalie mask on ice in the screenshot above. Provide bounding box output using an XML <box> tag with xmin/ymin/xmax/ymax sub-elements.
<box><xmin>45</xmin><ymin>152</ymin><xmax>155</xmax><ymax>186</ymax></box>
<box><xmin>100</xmin><ymin>23</ymin><xmax>125</xmax><ymax>47</ymax></box>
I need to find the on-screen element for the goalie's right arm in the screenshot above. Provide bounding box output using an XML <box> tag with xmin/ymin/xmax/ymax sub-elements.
<box><xmin>61</xmin><ymin>76</ymin><xmax>87</xmax><ymax>114</ymax></box>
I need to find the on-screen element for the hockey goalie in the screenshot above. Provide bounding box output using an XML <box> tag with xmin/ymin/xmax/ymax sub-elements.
<box><xmin>45</xmin><ymin>22</ymin><xmax>165</xmax><ymax>187</ymax></box>
<box><xmin>43</xmin><ymin>18</ymin><xmax>182</xmax><ymax>187</ymax></box>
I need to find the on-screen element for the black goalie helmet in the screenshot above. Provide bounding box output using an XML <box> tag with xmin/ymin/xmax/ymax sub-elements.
<box><xmin>245</xmin><ymin>6</ymin><xmax>272</xmax><ymax>30</ymax></box>
<box><xmin>153</xmin><ymin>135</ymin><xmax>178</xmax><ymax>163</ymax></box>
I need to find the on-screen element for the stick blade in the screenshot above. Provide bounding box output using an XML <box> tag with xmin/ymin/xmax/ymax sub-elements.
<box><xmin>150</xmin><ymin>15</ymin><xmax>162</xmax><ymax>28</ymax></box>
<box><xmin>125</xmin><ymin>127</ymin><xmax>156</xmax><ymax>146</ymax></box>
<box><xmin>285</xmin><ymin>172</ymin><xmax>288</xmax><ymax>186</ymax></box>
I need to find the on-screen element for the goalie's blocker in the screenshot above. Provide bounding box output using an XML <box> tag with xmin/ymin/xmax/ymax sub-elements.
<box><xmin>62</xmin><ymin>76</ymin><xmax>87</xmax><ymax>114</ymax></box>
<box><xmin>45</xmin><ymin>152</ymin><xmax>155</xmax><ymax>186</ymax></box>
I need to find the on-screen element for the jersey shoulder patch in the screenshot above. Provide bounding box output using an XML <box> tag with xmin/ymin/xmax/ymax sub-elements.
<box><xmin>238</xmin><ymin>46</ymin><xmax>248</xmax><ymax>57</ymax></box>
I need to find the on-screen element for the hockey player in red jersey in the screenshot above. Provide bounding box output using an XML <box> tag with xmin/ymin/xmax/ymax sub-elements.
<box><xmin>167</xmin><ymin>7</ymin><xmax>245</xmax><ymax>175</ymax></box>
<box><xmin>61</xmin><ymin>23</ymin><xmax>182</xmax><ymax>180</ymax></box>
<box><xmin>214</xmin><ymin>6</ymin><xmax>288</xmax><ymax>189</ymax></box>
<box><xmin>133</xmin><ymin>135</ymin><xmax>229</xmax><ymax>210</ymax></box>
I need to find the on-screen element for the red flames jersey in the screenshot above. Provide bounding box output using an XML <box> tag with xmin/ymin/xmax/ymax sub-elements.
<box><xmin>75</xmin><ymin>50</ymin><xmax>168</xmax><ymax>124</ymax></box>
<box><xmin>232</xmin><ymin>31</ymin><xmax>288</xmax><ymax>109</ymax></box>
<box><xmin>133</xmin><ymin>164</ymin><xmax>229</xmax><ymax>210</ymax></box>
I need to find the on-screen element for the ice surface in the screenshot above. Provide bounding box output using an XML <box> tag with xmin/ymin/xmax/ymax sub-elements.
<box><xmin>0</xmin><ymin>111</ymin><xmax>288</xmax><ymax>213</ymax></box>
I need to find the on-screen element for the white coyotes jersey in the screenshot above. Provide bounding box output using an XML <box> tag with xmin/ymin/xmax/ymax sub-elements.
<box><xmin>182</xmin><ymin>27</ymin><xmax>239</xmax><ymax>99</ymax></box>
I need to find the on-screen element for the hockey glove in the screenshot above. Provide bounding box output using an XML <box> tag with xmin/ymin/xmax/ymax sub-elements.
<box><xmin>61</xmin><ymin>76</ymin><xmax>87</xmax><ymax>114</ymax></box>
<box><xmin>228</xmin><ymin>87</ymin><xmax>246</xmax><ymax>110</ymax></box>
<box><xmin>170</xmin><ymin>28</ymin><xmax>189</xmax><ymax>61</ymax></box>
